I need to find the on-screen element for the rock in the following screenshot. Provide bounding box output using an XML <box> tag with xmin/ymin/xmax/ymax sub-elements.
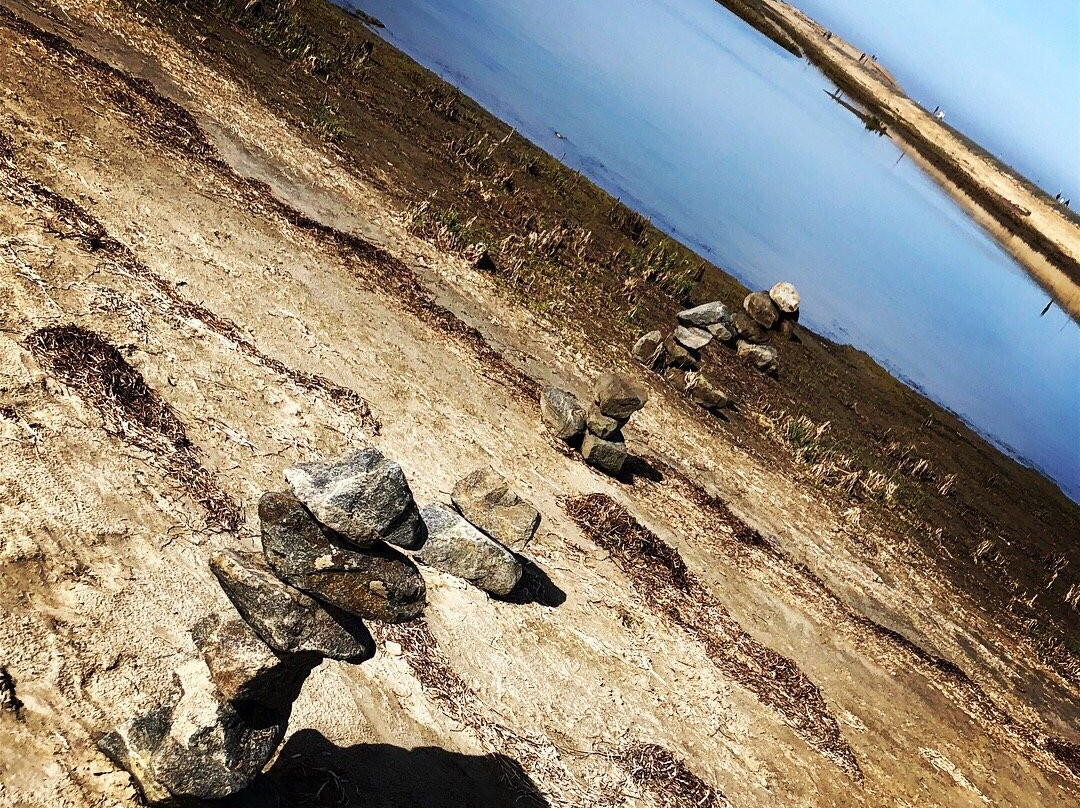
<box><xmin>417</xmin><ymin>503</ymin><xmax>522</xmax><ymax>596</ymax></box>
<box><xmin>676</xmin><ymin>301</ymin><xmax>731</xmax><ymax>328</ymax></box>
<box><xmin>663</xmin><ymin>367</ymin><xmax>690</xmax><ymax>392</ymax></box>
<box><xmin>736</xmin><ymin>340</ymin><xmax>779</xmax><ymax>373</ymax></box>
<box><xmin>744</xmin><ymin>291</ymin><xmax>780</xmax><ymax>329</ymax></box>
<box><xmin>284</xmin><ymin>448</ymin><xmax>425</xmax><ymax>551</ymax></box>
<box><xmin>581</xmin><ymin>433</ymin><xmax>628</xmax><ymax>476</ymax></box>
<box><xmin>630</xmin><ymin>330</ymin><xmax>664</xmax><ymax>367</ymax></box>
<box><xmin>586</xmin><ymin>403</ymin><xmax>624</xmax><ymax>440</ymax></box>
<box><xmin>662</xmin><ymin>333</ymin><xmax>698</xmax><ymax>369</ymax></box>
<box><xmin>451</xmin><ymin>466</ymin><xmax>540</xmax><ymax>550</ymax></box>
<box><xmin>191</xmin><ymin>614</ymin><xmax>318</xmax><ymax>709</ymax></box>
<box><xmin>98</xmin><ymin>661</ymin><xmax>288</xmax><ymax>805</ymax></box>
<box><xmin>685</xmin><ymin>371</ymin><xmax>731</xmax><ymax>410</ymax></box>
<box><xmin>775</xmin><ymin>307</ymin><xmax>800</xmax><ymax>339</ymax></box>
<box><xmin>593</xmin><ymin>372</ymin><xmax>648</xmax><ymax>420</ymax></box>
<box><xmin>210</xmin><ymin>550</ymin><xmax>375</xmax><ymax>663</ymax></box>
<box><xmin>706</xmin><ymin>320</ymin><xmax>734</xmax><ymax>342</ymax></box>
<box><xmin>260</xmin><ymin>491</ymin><xmax>426</xmax><ymax>623</ymax></box>
<box><xmin>673</xmin><ymin>324</ymin><xmax>712</xmax><ymax>350</ymax></box>
<box><xmin>731</xmin><ymin>311</ymin><xmax>770</xmax><ymax>344</ymax></box>
<box><xmin>539</xmin><ymin>387</ymin><xmax>586</xmax><ymax>441</ymax></box>
<box><xmin>769</xmin><ymin>281</ymin><xmax>800</xmax><ymax>313</ymax></box>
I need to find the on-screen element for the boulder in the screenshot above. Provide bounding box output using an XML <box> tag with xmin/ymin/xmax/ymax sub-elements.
<box><xmin>776</xmin><ymin>308</ymin><xmax>800</xmax><ymax>339</ymax></box>
<box><xmin>191</xmin><ymin>614</ymin><xmax>318</xmax><ymax>709</ymax></box>
<box><xmin>676</xmin><ymin>301</ymin><xmax>731</xmax><ymax>328</ymax></box>
<box><xmin>736</xmin><ymin>340</ymin><xmax>779</xmax><ymax>373</ymax></box>
<box><xmin>417</xmin><ymin>503</ymin><xmax>522</xmax><ymax>596</ymax></box>
<box><xmin>451</xmin><ymin>466</ymin><xmax>540</xmax><ymax>550</ymax></box>
<box><xmin>586</xmin><ymin>402</ymin><xmax>624</xmax><ymax>440</ymax></box>
<box><xmin>706</xmin><ymin>320</ymin><xmax>735</xmax><ymax>342</ymax></box>
<box><xmin>731</xmin><ymin>311</ymin><xmax>770</xmax><ymax>345</ymax></box>
<box><xmin>284</xmin><ymin>449</ymin><xmax>425</xmax><ymax>550</ymax></box>
<box><xmin>581</xmin><ymin>433</ymin><xmax>628</xmax><ymax>476</ymax></box>
<box><xmin>744</xmin><ymin>291</ymin><xmax>780</xmax><ymax>329</ymax></box>
<box><xmin>685</xmin><ymin>371</ymin><xmax>731</xmax><ymax>410</ymax></box>
<box><xmin>630</xmin><ymin>330</ymin><xmax>664</xmax><ymax>367</ymax></box>
<box><xmin>673</xmin><ymin>324</ymin><xmax>712</xmax><ymax>350</ymax></box>
<box><xmin>539</xmin><ymin>387</ymin><xmax>586</xmax><ymax>441</ymax></box>
<box><xmin>260</xmin><ymin>491</ymin><xmax>426</xmax><ymax>624</ymax></box>
<box><xmin>769</xmin><ymin>281</ymin><xmax>800</xmax><ymax>313</ymax></box>
<box><xmin>210</xmin><ymin>550</ymin><xmax>375</xmax><ymax>663</ymax></box>
<box><xmin>662</xmin><ymin>334</ymin><xmax>698</xmax><ymax>369</ymax></box>
<box><xmin>98</xmin><ymin>661</ymin><xmax>288</xmax><ymax>806</ymax></box>
<box><xmin>663</xmin><ymin>367</ymin><xmax>690</xmax><ymax>393</ymax></box>
<box><xmin>593</xmin><ymin>372</ymin><xmax>648</xmax><ymax>420</ymax></box>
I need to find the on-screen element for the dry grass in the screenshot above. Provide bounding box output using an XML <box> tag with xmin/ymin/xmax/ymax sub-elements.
<box><xmin>621</xmin><ymin>743</ymin><xmax>727</xmax><ymax>808</ymax></box>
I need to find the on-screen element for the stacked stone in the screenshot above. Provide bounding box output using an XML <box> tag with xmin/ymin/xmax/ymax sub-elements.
<box><xmin>734</xmin><ymin>282</ymin><xmax>801</xmax><ymax>373</ymax></box>
<box><xmin>417</xmin><ymin>465</ymin><xmax>540</xmax><ymax>597</ymax></box>
<box><xmin>539</xmin><ymin>372</ymin><xmax>648</xmax><ymax>476</ymax></box>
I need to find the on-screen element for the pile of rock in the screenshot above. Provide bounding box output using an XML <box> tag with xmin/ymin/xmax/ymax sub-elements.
<box><xmin>540</xmin><ymin>372</ymin><xmax>648</xmax><ymax>476</ymax></box>
<box><xmin>100</xmin><ymin>449</ymin><xmax>542</xmax><ymax>805</ymax></box>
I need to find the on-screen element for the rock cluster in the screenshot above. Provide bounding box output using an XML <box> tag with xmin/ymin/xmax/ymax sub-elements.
<box><xmin>631</xmin><ymin>281</ymin><xmax>802</xmax><ymax>394</ymax></box>
<box><xmin>540</xmin><ymin>372</ymin><xmax>649</xmax><ymax>476</ymax></box>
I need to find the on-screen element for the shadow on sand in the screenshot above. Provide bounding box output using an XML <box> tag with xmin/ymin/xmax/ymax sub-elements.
<box><xmin>224</xmin><ymin>729</ymin><xmax>551</xmax><ymax>807</ymax></box>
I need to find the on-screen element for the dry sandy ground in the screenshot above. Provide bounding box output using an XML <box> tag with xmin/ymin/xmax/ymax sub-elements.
<box><xmin>0</xmin><ymin>1</ymin><xmax>1077</xmax><ymax>806</ymax></box>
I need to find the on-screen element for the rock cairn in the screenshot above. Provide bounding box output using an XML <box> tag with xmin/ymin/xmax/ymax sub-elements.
<box><xmin>631</xmin><ymin>281</ymin><xmax>802</xmax><ymax>395</ymax></box>
<box><xmin>540</xmin><ymin>372</ymin><xmax>649</xmax><ymax>476</ymax></box>
<box><xmin>99</xmin><ymin>448</ymin><xmax>541</xmax><ymax>805</ymax></box>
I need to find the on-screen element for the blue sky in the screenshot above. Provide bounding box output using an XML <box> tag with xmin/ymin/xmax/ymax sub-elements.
<box><xmin>796</xmin><ymin>0</ymin><xmax>1080</xmax><ymax>195</ymax></box>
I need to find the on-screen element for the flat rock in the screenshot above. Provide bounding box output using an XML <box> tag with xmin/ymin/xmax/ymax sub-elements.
<box><xmin>586</xmin><ymin>402</ymin><xmax>624</xmax><ymax>440</ymax></box>
<box><xmin>630</xmin><ymin>330</ymin><xmax>664</xmax><ymax>367</ymax></box>
<box><xmin>662</xmin><ymin>333</ymin><xmax>698</xmax><ymax>368</ymax></box>
<box><xmin>451</xmin><ymin>466</ymin><xmax>540</xmax><ymax>551</ymax></box>
<box><xmin>769</xmin><ymin>281</ymin><xmax>800</xmax><ymax>313</ymax></box>
<box><xmin>210</xmin><ymin>550</ymin><xmax>375</xmax><ymax>663</ymax></box>
<box><xmin>284</xmin><ymin>448</ymin><xmax>425</xmax><ymax>550</ymax></box>
<box><xmin>581</xmin><ymin>432</ymin><xmax>628</xmax><ymax>476</ymax></box>
<box><xmin>744</xmin><ymin>291</ymin><xmax>780</xmax><ymax>329</ymax></box>
<box><xmin>676</xmin><ymin>301</ymin><xmax>731</xmax><ymax>328</ymax></box>
<box><xmin>98</xmin><ymin>660</ymin><xmax>288</xmax><ymax>806</ymax></box>
<box><xmin>260</xmin><ymin>491</ymin><xmax>426</xmax><ymax>624</ymax></box>
<box><xmin>191</xmin><ymin>613</ymin><xmax>318</xmax><ymax>709</ymax></box>
<box><xmin>417</xmin><ymin>503</ymin><xmax>522</xmax><ymax>596</ymax></box>
<box><xmin>686</xmin><ymin>371</ymin><xmax>732</xmax><ymax>410</ymax></box>
<box><xmin>593</xmin><ymin>372</ymin><xmax>648</xmax><ymax>420</ymax></box>
<box><xmin>539</xmin><ymin>387</ymin><xmax>586</xmax><ymax>441</ymax></box>
<box><xmin>673</xmin><ymin>324</ymin><xmax>712</xmax><ymax>350</ymax></box>
<box><xmin>736</xmin><ymin>340</ymin><xmax>779</xmax><ymax>373</ymax></box>
<box><xmin>731</xmin><ymin>311</ymin><xmax>770</xmax><ymax>345</ymax></box>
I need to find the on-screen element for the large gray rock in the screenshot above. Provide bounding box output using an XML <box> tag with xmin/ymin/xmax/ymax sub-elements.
<box><xmin>581</xmin><ymin>433</ymin><xmax>628</xmax><ymax>476</ymax></box>
<box><xmin>451</xmin><ymin>467</ymin><xmax>540</xmax><ymax>551</ymax></box>
<box><xmin>686</xmin><ymin>371</ymin><xmax>732</xmax><ymax>410</ymax></box>
<box><xmin>736</xmin><ymin>340</ymin><xmax>779</xmax><ymax>373</ymax></box>
<box><xmin>731</xmin><ymin>311</ymin><xmax>770</xmax><ymax>345</ymax></box>
<box><xmin>769</xmin><ymin>281</ymin><xmax>800</xmax><ymax>313</ymax></box>
<box><xmin>210</xmin><ymin>550</ymin><xmax>375</xmax><ymax>663</ymax></box>
<box><xmin>98</xmin><ymin>660</ymin><xmax>288</xmax><ymax>806</ymax></box>
<box><xmin>417</xmin><ymin>503</ymin><xmax>522</xmax><ymax>596</ymax></box>
<box><xmin>593</xmin><ymin>372</ymin><xmax>648</xmax><ymax>420</ymax></box>
<box><xmin>662</xmin><ymin>334</ymin><xmax>698</xmax><ymax>369</ymax></box>
<box><xmin>539</xmin><ymin>387</ymin><xmax>586</xmax><ymax>441</ymax></box>
<box><xmin>260</xmin><ymin>491</ymin><xmax>426</xmax><ymax>624</ymax></box>
<box><xmin>744</xmin><ymin>291</ymin><xmax>780</xmax><ymax>329</ymax></box>
<box><xmin>191</xmin><ymin>614</ymin><xmax>318</xmax><ymax>709</ymax></box>
<box><xmin>284</xmin><ymin>448</ymin><xmax>425</xmax><ymax>550</ymax></box>
<box><xmin>673</xmin><ymin>324</ymin><xmax>712</xmax><ymax>350</ymax></box>
<box><xmin>676</xmin><ymin>301</ymin><xmax>731</xmax><ymax>328</ymax></box>
<box><xmin>586</xmin><ymin>402</ymin><xmax>624</xmax><ymax>440</ymax></box>
<box><xmin>630</xmin><ymin>330</ymin><xmax>664</xmax><ymax>367</ymax></box>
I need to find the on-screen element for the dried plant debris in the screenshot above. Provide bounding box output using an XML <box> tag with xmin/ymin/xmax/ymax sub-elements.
<box><xmin>27</xmin><ymin>325</ymin><xmax>244</xmax><ymax>532</ymax></box>
<box><xmin>565</xmin><ymin>493</ymin><xmax>862</xmax><ymax>779</ymax></box>
<box><xmin>621</xmin><ymin>743</ymin><xmax>726</xmax><ymax>808</ymax></box>
<box><xmin>0</xmin><ymin>667</ymin><xmax>22</xmax><ymax>719</ymax></box>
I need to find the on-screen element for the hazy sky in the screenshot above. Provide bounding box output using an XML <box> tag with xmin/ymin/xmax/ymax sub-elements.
<box><xmin>796</xmin><ymin>0</ymin><xmax>1080</xmax><ymax>195</ymax></box>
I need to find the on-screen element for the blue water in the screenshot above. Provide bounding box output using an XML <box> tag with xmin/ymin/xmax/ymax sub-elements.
<box><xmin>346</xmin><ymin>0</ymin><xmax>1080</xmax><ymax>500</ymax></box>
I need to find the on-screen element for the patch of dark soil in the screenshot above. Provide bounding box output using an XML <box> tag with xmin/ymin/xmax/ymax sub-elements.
<box><xmin>621</xmin><ymin>742</ymin><xmax>726</xmax><ymax>808</ymax></box>
<box><xmin>27</xmin><ymin>325</ymin><xmax>244</xmax><ymax>531</ymax></box>
<box><xmin>564</xmin><ymin>493</ymin><xmax>862</xmax><ymax>779</ymax></box>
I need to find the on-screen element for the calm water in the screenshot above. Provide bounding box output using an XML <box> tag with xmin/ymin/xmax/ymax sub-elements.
<box><xmin>346</xmin><ymin>0</ymin><xmax>1080</xmax><ymax>500</ymax></box>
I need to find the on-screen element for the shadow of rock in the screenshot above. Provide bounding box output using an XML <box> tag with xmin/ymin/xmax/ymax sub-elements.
<box><xmin>616</xmin><ymin>454</ymin><xmax>664</xmax><ymax>484</ymax></box>
<box><xmin>496</xmin><ymin>556</ymin><xmax>566</xmax><ymax>607</ymax></box>
<box><xmin>223</xmin><ymin>729</ymin><xmax>551</xmax><ymax>808</ymax></box>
